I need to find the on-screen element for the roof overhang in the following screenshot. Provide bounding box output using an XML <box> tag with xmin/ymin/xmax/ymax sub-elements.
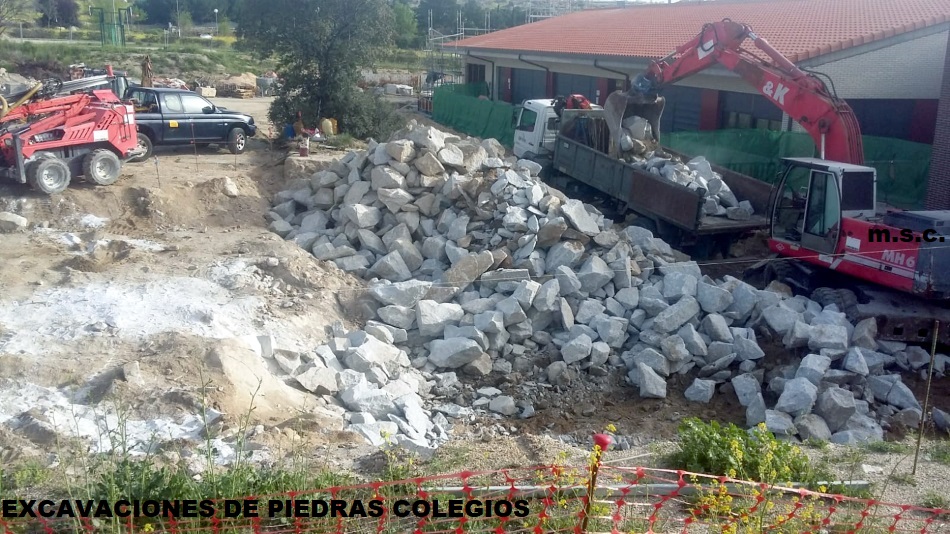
<box><xmin>797</xmin><ymin>22</ymin><xmax>950</xmax><ymax>67</ymax></box>
<box><xmin>453</xmin><ymin>48</ymin><xmax>744</xmax><ymax>81</ymax></box>
<box><xmin>446</xmin><ymin>21</ymin><xmax>950</xmax><ymax>75</ymax></box>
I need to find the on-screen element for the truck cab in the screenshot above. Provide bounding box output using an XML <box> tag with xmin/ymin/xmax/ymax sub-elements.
<box><xmin>513</xmin><ymin>98</ymin><xmax>603</xmax><ymax>165</ymax></box>
<box><xmin>512</xmin><ymin>99</ymin><xmax>561</xmax><ymax>163</ymax></box>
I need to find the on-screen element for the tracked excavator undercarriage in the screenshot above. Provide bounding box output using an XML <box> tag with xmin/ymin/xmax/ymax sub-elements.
<box><xmin>745</xmin><ymin>257</ymin><xmax>950</xmax><ymax>347</ymax></box>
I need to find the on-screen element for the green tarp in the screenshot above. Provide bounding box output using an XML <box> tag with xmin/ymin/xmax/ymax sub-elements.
<box><xmin>665</xmin><ymin>130</ymin><xmax>932</xmax><ymax>210</ymax></box>
<box><xmin>429</xmin><ymin>84</ymin><xmax>932</xmax><ymax>210</ymax></box>
<box><xmin>432</xmin><ymin>83</ymin><xmax>516</xmax><ymax>148</ymax></box>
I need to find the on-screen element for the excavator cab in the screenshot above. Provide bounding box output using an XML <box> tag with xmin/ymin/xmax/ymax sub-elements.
<box><xmin>770</xmin><ymin>158</ymin><xmax>877</xmax><ymax>242</ymax></box>
<box><xmin>768</xmin><ymin>157</ymin><xmax>880</xmax><ymax>256</ymax></box>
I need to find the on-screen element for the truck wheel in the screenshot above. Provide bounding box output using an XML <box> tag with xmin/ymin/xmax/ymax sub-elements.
<box><xmin>227</xmin><ymin>128</ymin><xmax>247</xmax><ymax>154</ymax></box>
<box><xmin>130</xmin><ymin>132</ymin><xmax>153</xmax><ymax>162</ymax></box>
<box><xmin>28</xmin><ymin>157</ymin><xmax>71</xmax><ymax>195</ymax></box>
<box><xmin>83</xmin><ymin>149</ymin><xmax>122</xmax><ymax>186</ymax></box>
<box><xmin>690</xmin><ymin>238</ymin><xmax>717</xmax><ymax>261</ymax></box>
<box><xmin>629</xmin><ymin>216</ymin><xmax>658</xmax><ymax>235</ymax></box>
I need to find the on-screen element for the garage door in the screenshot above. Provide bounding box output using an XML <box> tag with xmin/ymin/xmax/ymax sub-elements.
<box><xmin>658</xmin><ymin>85</ymin><xmax>703</xmax><ymax>132</ymax></box>
<box><xmin>554</xmin><ymin>73</ymin><xmax>599</xmax><ymax>102</ymax></box>
<box><xmin>511</xmin><ymin>68</ymin><xmax>547</xmax><ymax>105</ymax></box>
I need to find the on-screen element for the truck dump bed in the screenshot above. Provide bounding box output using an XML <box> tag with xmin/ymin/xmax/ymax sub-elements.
<box><xmin>552</xmin><ymin>110</ymin><xmax>771</xmax><ymax>237</ymax></box>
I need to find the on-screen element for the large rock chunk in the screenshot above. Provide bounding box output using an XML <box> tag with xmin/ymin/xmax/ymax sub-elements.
<box><xmin>560</xmin><ymin>199</ymin><xmax>600</xmax><ymax>236</ymax></box>
<box><xmin>370</xmin><ymin>166</ymin><xmax>406</xmax><ymax>190</ymax></box>
<box><xmin>368</xmin><ymin>280</ymin><xmax>432</xmax><ymax>307</ymax></box>
<box><xmin>685</xmin><ymin>378</ymin><xmax>716</xmax><ymax>403</ymax></box>
<box><xmin>430</xmin><ymin>250</ymin><xmax>494</xmax><ymax>302</ymax></box>
<box><xmin>0</xmin><ymin>212</ymin><xmax>29</xmax><ymax>233</ymax></box>
<box><xmin>369</xmin><ymin>251</ymin><xmax>412</xmax><ymax>282</ymax></box>
<box><xmin>774</xmin><ymin>377</ymin><xmax>818</xmax><ymax>417</ymax></box>
<box><xmin>562</xmin><ymin>334</ymin><xmax>593</xmax><ymax>364</ymax></box>
<box><xmin>428</xmin><ymin>338</ymin><xmax>483</xmax><ymax>368</ymax></box>
<box><xmin>867</xmin><ymin>375</ymin><xmax>921</xmax><ymax>411</ymax></box>
<box><xmin>577</xmin><ymin>255</ymin><xmax>613</xmax><ymax>293</ymax></box>
<box><xmin>545</xmin><ymin>241</ymin><xmax>585</xmax><ymax>273</ymax></box>
<box><xmin>815</xmin><ymin>386</ymin><xmax>856</xmax><ymax>432</ymax></box>
<box><xmin>653</xmin><ymin>296</ymin><xmax>700</xmax><ymax>334</ymax></box>
<box><xmin>416</xmin><ymin>300</ymin><xmax>464</xmax><ymax>337</ymax></box>
<box><xmin>637</xmin><ymin>362</ymin><xmax>667</xmax><ymax>399</ymax></box>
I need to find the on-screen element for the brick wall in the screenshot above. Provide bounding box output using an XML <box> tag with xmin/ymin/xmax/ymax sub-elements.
<box><xmin>926</xmin><ymin>32</ymin><xmax>950</xmax><ymax>210</ymax></box>
<box><xmin>810</xmin><ymin>31</ymin><xmax>947</xmax><ymax>100</ymax></box>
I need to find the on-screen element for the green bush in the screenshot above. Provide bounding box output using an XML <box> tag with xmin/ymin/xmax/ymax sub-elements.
<box><xmin>666</xmin><ymin>417</ymin><xmax>827</xmax><ymax>485</ymax></box>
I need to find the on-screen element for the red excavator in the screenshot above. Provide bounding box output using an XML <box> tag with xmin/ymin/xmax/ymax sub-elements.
<box><xmin>0</xmin><ymin>70</ymin><xmax>143</xmax><ymax>195</ymax></box>
<box><xmin>605</xmin><ymin>19</ymin><xmax>950</xmax><ymax>345</ymax></box>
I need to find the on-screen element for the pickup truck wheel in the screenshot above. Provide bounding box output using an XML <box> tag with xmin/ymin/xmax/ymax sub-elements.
<box><xmin>130</xmin><ymin>133</ymin><xmax>153</xmax><ymax>162</ymax></box>
<box><xmin>227</xmin><ymin>128</ymin><xmax>247</xmax><ymax>154</ymax></box>
<box><xmin>83</xmin><ymin>149</ymin><xmax>122</xmax><ymax>186</ymax></box>
<box><xmin>28</xmin><ymin>157</ymin><xmax>71</xmax><ymax>195</ymax></box>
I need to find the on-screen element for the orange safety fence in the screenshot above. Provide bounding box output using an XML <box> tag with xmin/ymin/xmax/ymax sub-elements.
<box><xmin>3</xmin><ymin>436</ymin><xmax>950</xmax><ymax>533</ymax></box>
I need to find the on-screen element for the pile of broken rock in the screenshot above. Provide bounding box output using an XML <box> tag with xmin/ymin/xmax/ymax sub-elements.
<box><xmin>616</xmin><ymin>114</ymin><xmax>752</xmax><ymax>221</ymax></box>
<box><xmin>266</xmin><ymin>121</ymin><xmax>936</xmax><ymax>454</ymax></box>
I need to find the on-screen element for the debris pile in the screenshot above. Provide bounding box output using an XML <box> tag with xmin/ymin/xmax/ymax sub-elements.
<box><xmin>617</xmin><ymin>114</ymin><xmax>752</xmax><ymax>221</ymax></box>
<box><xmin>151</xmin><ymin>77</ymin><xmax>190</xmax><ymax>89</ymax></box>
<box><xmin>216</xmin><ymin>72</ymin><xmax>258</xmax><ymax>98</ymax></box>
<box><xmin>267</xmin><ymin>121</ymin><xmax>925</xmax><ymax>452</ymax></box>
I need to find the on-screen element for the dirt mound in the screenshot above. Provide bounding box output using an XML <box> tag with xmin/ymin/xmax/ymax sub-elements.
<box><xmin>113</xmin><ymin>176</ymin><xmax>269</xmax><ymax>231</ymax></box>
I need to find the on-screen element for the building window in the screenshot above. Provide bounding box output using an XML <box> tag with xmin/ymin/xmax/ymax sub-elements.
<box><xmin>726</xmin><ymin>111</ymin><xmax>781</xmax><ymax>131</ymax></box>
<box><xmin>467</xmin><ymin>63</ymin><xmax>486</xmax><ymax>84</ymax></box>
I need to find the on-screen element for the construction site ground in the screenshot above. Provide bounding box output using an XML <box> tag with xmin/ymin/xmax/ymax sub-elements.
<box><xmin>1</xmin><ymin>96</ymin><xmax>949</xmax><ymax>509</ymax></box>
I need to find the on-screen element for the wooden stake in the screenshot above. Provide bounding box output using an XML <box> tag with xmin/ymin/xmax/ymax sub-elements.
<box><xmin>913</xmin><ymin>320</ymin><xmax>940</xmax><ymax>475</ymax></box>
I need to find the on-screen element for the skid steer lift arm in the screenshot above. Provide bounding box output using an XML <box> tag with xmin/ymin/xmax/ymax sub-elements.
<box><xmin>607</xmin><ymin>19</ymin><xmax>864</xmax><ymax>165</ymax></box>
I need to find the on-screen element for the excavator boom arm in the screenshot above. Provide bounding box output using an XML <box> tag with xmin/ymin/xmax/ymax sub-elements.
<box><xmin>642</xmin><ymin>19</ymin><xmax>864</xmax><ymax>165</ymax></box>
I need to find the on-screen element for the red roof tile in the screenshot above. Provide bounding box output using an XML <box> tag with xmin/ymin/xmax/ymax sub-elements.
<box><xmin>447</xmin><ymin>0</ymin><xmax>950</xmax><ymax>63</ymax></box>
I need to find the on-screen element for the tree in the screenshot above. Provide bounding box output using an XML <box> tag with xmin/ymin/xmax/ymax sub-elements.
<box><xmin>0</xmin><ymin>0</ymin><xmax>34</xmax><ymax>35</ymax></box>
<box><xmin>416</xmin><ymin>0</ymin><xmax>457</xmax><ymax>36</ymax></box>
<box><xmin>237</xmin><ymin>0</ymin><xmax>401</xmax><ymax>139</ymax></box>
<box><xmin>391</xmin><ymin>0</ymin><xmax>418</xmax><ymax>49</ymax></box>
<box><xmin>461</xmin><ymin>0</ymin><xmax>484</xmax><ymax>29</ymax></box>
<box><xmin>36</xmin><ymin>0</ymin><xmax>56</xmax><ymax>26</ymax></box>
<box><xmin>39</xmin><ymin>0</ymin><xmax>78</xmax><ymax>26</ymax></box>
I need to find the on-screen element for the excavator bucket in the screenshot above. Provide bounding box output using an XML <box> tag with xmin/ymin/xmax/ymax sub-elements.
<box><xmin>603</xmin><ymin>83</ymin><xmax>666</xmax><ymax>157</ymax></box>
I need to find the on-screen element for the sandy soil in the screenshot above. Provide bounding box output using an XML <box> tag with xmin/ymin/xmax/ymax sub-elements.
<box><xmin>0</xmin><ymin>99</ymin><xmax>949</xmax><ymax>515</ymax></box>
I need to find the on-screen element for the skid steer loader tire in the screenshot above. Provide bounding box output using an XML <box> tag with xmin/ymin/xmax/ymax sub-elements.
<box><xmin>83</xmin><ymin>149</ymin><xmax>122</xmax><ymax>186</ymax></box>
<box><xmin>130</xmin><ymin>133</ymin><xmax>153</xmax><ymax>163</ymax></box>
<box><xmin>28</xmin><ymin>157</ymin><xmax>71</xmax><ymax>195</ymax></box>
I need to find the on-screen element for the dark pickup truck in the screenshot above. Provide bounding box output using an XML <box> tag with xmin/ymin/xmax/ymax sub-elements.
<box><xmin>126</xmin><ymin>87</ymin><xmax>257</xmax><ymax>161</ymax></box>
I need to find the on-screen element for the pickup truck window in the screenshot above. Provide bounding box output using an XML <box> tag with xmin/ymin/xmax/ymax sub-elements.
<box><xmin>129</xmin><ymin>90</ymin><xmax>158</xmax><ymax>113</ymax></box>
<box><xmin>161</xmin><ymin>94</ymin><xmax>184</xmax><ymax>113</ymax></box>
<box><xmin>180</xmin><ymin>94</ymin><xmax>211</xmax><ymax>114</ymax></box>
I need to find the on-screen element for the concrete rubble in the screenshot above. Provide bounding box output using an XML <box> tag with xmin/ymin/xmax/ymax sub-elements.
<box><xmin>267</xmin><ymin>121</ymin><xmax>927</xmax><ymax>452</ymax></box>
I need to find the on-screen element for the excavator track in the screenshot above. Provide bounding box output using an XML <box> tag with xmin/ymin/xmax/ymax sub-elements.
<box><xmin>748</xmin><ymin>257</ymin><xmax>950</xmax><ymax>346</ymax></box>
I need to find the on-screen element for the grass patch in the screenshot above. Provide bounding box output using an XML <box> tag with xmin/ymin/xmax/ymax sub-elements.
<box><xmin>0</xmin><ymin>40</ymin><xmax>273</xmax><ymax>81</ymax></box>
<box><xmin>930</xmin><ymin>441</ymin><xmax>950</xmax><ymax>465</ymax></box>
<box><xmin>324</xmin><ymin>133</ymin><xmax>359</xmax><ymax>149</ymax></box>
<box><xmin>888</xmin><ymin>472</ymin><xmax>916</xmax><ymax>486</ymax></box>
<box><xmin>862</xmin><ymin>441</ymin><xmax>912</xmax><ymax>454</ymax></box>
<box><xmin>922</xmin><ymin>491</ymin><xmax>950</xmax><ymax>509</ymax></box>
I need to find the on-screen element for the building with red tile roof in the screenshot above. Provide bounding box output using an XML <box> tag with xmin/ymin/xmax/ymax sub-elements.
<box><xmin>444</xmin><ymin>0</ymin><xmax>949</xmax><ymax>143</ymax></box>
